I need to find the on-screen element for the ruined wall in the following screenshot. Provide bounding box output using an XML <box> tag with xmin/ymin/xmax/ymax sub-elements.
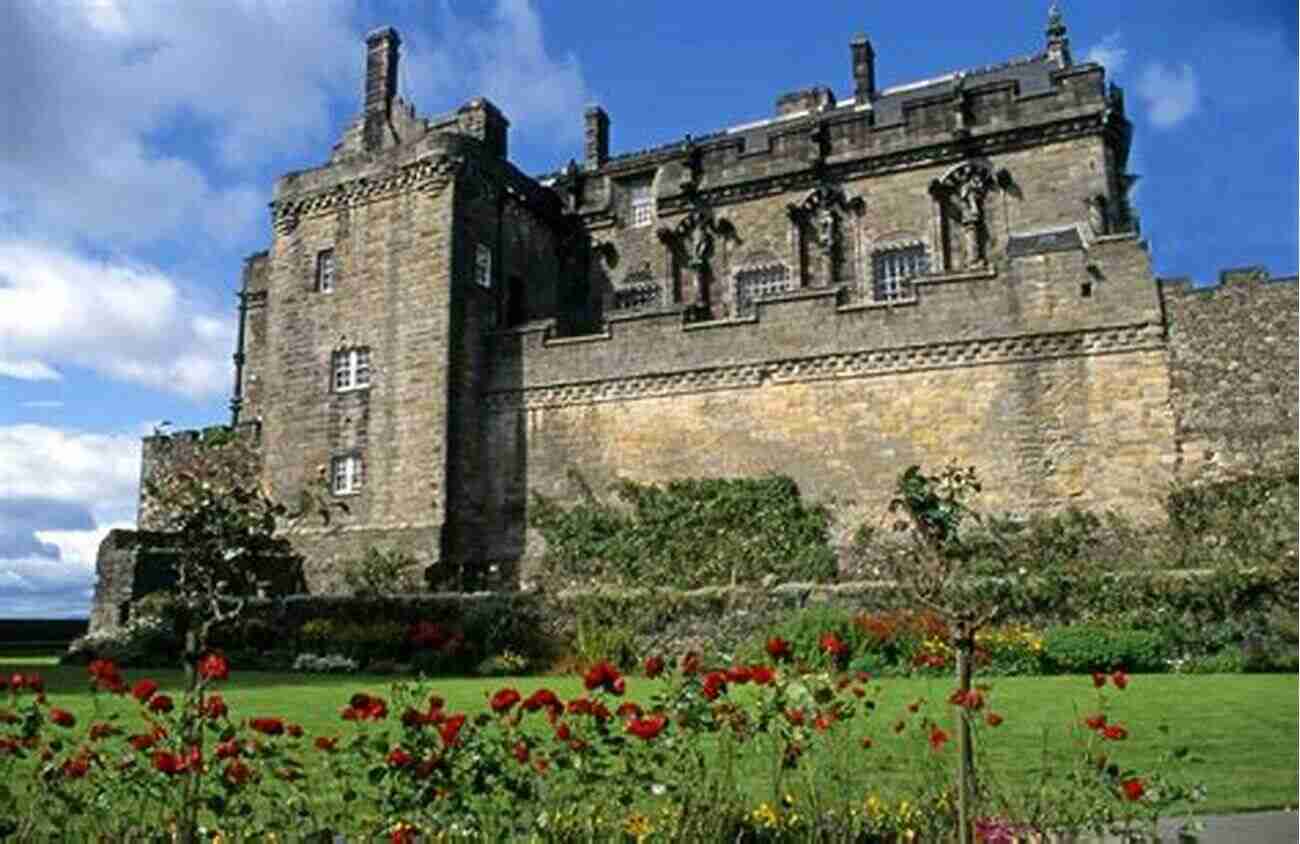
<box><xmin>1162</xmin><ymin>268</ymin><xmax>1299</xmax><ymax>479</ymax></box>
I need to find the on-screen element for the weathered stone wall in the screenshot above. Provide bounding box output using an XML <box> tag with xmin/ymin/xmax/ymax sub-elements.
<box><xmin>258</xmin><ymin>136</ymin><xmax>466</xmax><ymax>590</ymax></box>
<box><xmin>482</xmin><ymin>231</ymin><xmax>1173</xmax><ymax>568</ymax></box>
<box><xmin>1161</xmin><ymin>268</ymin><xmax>1299</xmax><ymax>479</ymax></box>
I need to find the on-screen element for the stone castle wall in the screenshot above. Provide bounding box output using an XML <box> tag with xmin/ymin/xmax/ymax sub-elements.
<box><xmin>1161</xmin><ymin>268</ymin><xmax>1299</xmax><ymax>478</ymax></box>
<box><xmin>92</xmin><ymin>21</ymin><xmax>1297</xmax><ymax>624</ymax></box>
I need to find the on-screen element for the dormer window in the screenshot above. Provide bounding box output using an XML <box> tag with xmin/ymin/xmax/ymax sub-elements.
<box><xmin>629</xmin><ymin>183</ymin><xmax>654</xmax><ymax>228</ymax></box>
<box><xmin>333</xmin><ymin>347</ymin><xmax>371</xmax><ymax>392</ymax></box>
<box><xmin>316</xmin><ymin>249</ymin><xmax>336</xmax><ymax>293</ymax></box>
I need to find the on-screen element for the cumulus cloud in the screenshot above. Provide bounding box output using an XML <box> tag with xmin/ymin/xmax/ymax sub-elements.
<box><xmin>405</xmin><ymin>0</ymin><xmax>592</xmax><ymax>145</ymax></box>
<box><xmin>0</xmin><ymin>425</ymin><xmax>142</xmax><ymax>618</ymax></box>
<box><xmin>0</xmin><ymin>1</ymin><xmax>355</xmax><ymax>246</ymax></box>
<box><xmin>1137</xmin><ymin>62</ymin><xmax>1200</xmax><ymax>128</ymax></box>
<box><xmin>1085</xmin><ymin>32</ymin><xmax>1128</xmax><ymax>77</ymax></box>
<box><xmin>0</xmin><ymin>241</ymin><xmax>233</xmax><ymax>398</ymax></box>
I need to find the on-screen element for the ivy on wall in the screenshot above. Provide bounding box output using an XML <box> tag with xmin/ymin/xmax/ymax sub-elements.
<box><xmin>528</xmin><ymin>476</ymin><xmax>837</xmax><ymax>589</ymax></box>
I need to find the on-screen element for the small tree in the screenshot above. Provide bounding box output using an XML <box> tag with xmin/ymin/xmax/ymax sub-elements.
<box><xmin>142</xmin><ymin>428</ymin><xmax>343</xmax><ymax>842</ymax></box>
<box><xmin>885</xmin><ymin>463</ymin><xmax>1001</xmax><ymax>844</ymax></box>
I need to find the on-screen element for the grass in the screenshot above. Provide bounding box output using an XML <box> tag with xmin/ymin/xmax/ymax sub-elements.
<box><xmin>4</xmin><ymin>658</ymin><xmax>1295</xmax><ymax>815</ymax></box>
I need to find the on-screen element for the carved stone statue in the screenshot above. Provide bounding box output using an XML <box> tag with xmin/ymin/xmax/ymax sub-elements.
<box><xmin>938</xmin><ymin>163</ymin><xmax>996</xmax><ymax>269</ymax></box>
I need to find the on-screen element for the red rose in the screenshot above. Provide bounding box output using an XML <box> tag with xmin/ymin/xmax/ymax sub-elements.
<box><xmin>616</xmin><ymin>701</ymin><xmax>642</xmax><ymax>719</ymax></box>
<box><xmin>765</xmin><ymin>637</ymin><xmax>792</xmax><ymax>662</ymax></box>
<box><xmin>1121</xmin><ymin>778</ymin><xmax>1145</xmax><ymax>801</ymax></box>
<box><xmin>49</xmin><ymin>708</ymin><xmax>76</xmax><ymax>728</ymax></box>
<box><xmin>522</xmin><ymin>689</ymin><xmax>560</xmax><ymax>713</ymax></box>
<box><xmin>985</xmin><ymin>712</ymin><xmax>1004</xmax><ymax>727</ymax></box>
<box><xmin>343</xmin><ymin>693</ymin><xmax>388</xmax><ymax>721</ymax></box>
<box><xmin>819</xmin><ymin>632</ymin><xmax>849</xmax><ymax>660</ymax></box>
<box><xmin>1111</xmin><ymin>670</ymin><xmax>1129</xmax><ymax>690</ymax></box>
<box><xmin>784</xmin><ymin>708</ymin><xmax>805</xmax><ymax>726</ymax></box>
<box><xmin>928</xmin><ymin>725</ymin><xmax>950</xmax><ymax>752</ymax></box>
<box><xmin>582</xmin><ymin>661</ymin><xmax>623</xmax><ymax>695</ymax></box>
<box><xmin>439</xmin><ymin>713</ymin><xmax>466</xmax><ymax>747</ymax></box>
<box><xmin>489</xmin><ymin>688</ymin><xmax>522</xmax><ymax>714</ymax></box>
<box><xmin>701</xmin><ymin>671</ymin><xmax>728</xmax><ymax>701</ymax></box>
<box><xmin>813</xmin><ymin>712</ymin><xmax>836</xmax><ymax>733</ymax></box>
<box><xmin>860</xmin><ymin>737</ymin><xmax>874</xmax><ymax>749</ymax></box>
<box><xmin>215</xmin><ymin>739</ymin><xmax>241</xmax><ymax>760</ymax></box>
<box><xmin>89</xmin><ymin>722</ymin><xmax>118</xmax><ymax>740</ymax></box>
<box><xmin>88</xmin><ymin>659</ymin><xmax>126</xmax><ymax>693</ymax></box>
<box><xmin>386</xmin><ymin>747</ymin><xmax>413</xmax><ymax>768</ymax></box>
<box><xmin>1092</xmin><ymin>672</ymin><xmax>1107</xmax><ymax>688</ymax></box>
<box><xmin>148</xmin><ymin>694</ymin><xmax>174</xmax><ymax>713</ymax></box>
<box><xmin>152</xmin><ymin>751</ymin><xmax>185</xmax><ymax>775</ymax></box>
<box><xmin>128</xmin><ymin>733</ymin><xmax>158</xmax><ymax>751</ymax></box>
<box><xmin>401</xmin><ymin>707</ymin><xmax>431</xmax><ymax>728</ymax></box>
<box><xmin>62</xmin><ymin>755</ymin><xmax>91</xmax><ymax>779</ymax></box>
<box><xmin>512</xmin><ymin>741</ymin><xmax>529</xmax><ymax>764</ymax></box>
<box><xmin>626</xmin><ymin>714</ymin><xmax>668</xmax><ymax>741</ymax></box>
<box><xmin>1101</xmin><ymin>724</ymin><xmax>1128</xmax><ymax>741</ymax></box>
<box><xmin>751</xmin><ymin>665</ymin><xmax>775</xmax><ymax>685</ymax></box>
<box><xmin>725</xmin><ymin>665</ymin><xmax>753</xmax><ymax>684</ymax></box>
<box><xmin>286</xmin><ymin>723</ymin><xmax>304</xmax><ymax>738</ymax></box>
<box><xmin>390</xmin><ymin>825</ymin><xmax>419</xmax><ymax>844</ymax></box>
<box><xmin>644</xmin><ymin>655</ymin><xmax>665</xmax><ymax>679</ymax></box>
<box><xmin>1084</xmin><ymin>713</ymin><xmax>1107</xmax><ymax>730</ymax></box>
<box><xmin>203</xmin><ymin>694</ymin><xmax>228</xmax><ymax>720</ymax></box>
<box><xmin>197</xmin><ymin>652</ymin><xmax>229</xmax><ymax>682</ymax></box>
<box><xmin>249</xmin><ymin>717</ymin><xmax>285</xmax><ymax>736</ymax></box>
<box><xmin>314</xmin><ymin>736</ymin><xmax>338</xmax><ymax>752</ymax></box>
<box><xmin>23</xmin><ymin>674</ymin><xmax>43</xmax><ymax>693</ymax></box>
<box><xmin>947</xmin><ymin>688</ymin><xmax>985</xmax><ymax>710</ymax></box>
<box><xmin>223</xmin><ymin>759</ymin><xmax>252</xmax><ymax>786</ymax></box>
<box><xmin>554</xmin><ymin>722</ymin><xmax>571</xmax><ymax>741</ymax></box>
<box><xmin>681</xmin><ymin>652</ymin><xmax>702</xmax><ymax>675</ymax></box>
<box><xmin>131</xmin><ymin>679</ymin><xmax>159</xmax><ymax>703</ymax></box>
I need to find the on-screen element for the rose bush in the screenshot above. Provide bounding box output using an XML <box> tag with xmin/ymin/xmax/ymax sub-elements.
<box><xmin>0</xmin><ymin>645</ymin><xmax>1203</xmax><ymax>842</ymax></box>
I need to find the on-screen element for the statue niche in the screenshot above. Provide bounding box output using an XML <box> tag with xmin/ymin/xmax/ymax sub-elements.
<box><xmin>787</xmin><ymin>183</ymin><xmax>864</xmax><ymax>287</ymax></box>
<box><xmin>930</xmin><ymin>163</ymin><xmax>997</xmax><ymax>272</ymax></box>
<box><xmin>657</xmin><ymin>199</ymin><xmax>734</xmax><ymax>320</ymax></box>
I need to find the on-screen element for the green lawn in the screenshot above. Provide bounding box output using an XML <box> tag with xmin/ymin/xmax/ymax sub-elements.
<box><xmin>5</xmin><ymin>659</ymin><xmax>1295</xmax><ymax>815</ymax></box>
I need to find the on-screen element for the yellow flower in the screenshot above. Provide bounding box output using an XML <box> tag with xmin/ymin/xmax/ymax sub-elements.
<box><xmin>624</xmin><ymin>813</ymin><xmax>653</xmax><ymax>840</ymax></box>
<box><xmin>752</xmin><ymin>803</ymin><xmax>780</xmax><ymax>829</ymax></box>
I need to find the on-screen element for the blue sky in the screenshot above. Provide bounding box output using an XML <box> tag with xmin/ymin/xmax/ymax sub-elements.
<box><xmin>1</xmin><ymin>1</ymin><xmax>1295</xmax><ymax>618</ymax></box>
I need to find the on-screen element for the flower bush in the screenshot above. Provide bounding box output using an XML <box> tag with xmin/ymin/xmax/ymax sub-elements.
<box><xmin>0</xmin><ymin>643</ymin><xmax>1204</xmax><ymax>842</ymax></box>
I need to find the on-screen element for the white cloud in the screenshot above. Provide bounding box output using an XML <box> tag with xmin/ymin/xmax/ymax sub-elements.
<box><xmin>0</xmin><ymin>360</ymin><xmax>61</xmax><ymax>381</ymax></box>
<box><xmin>0</xmin><ymin>241</ymin><xmax>233</xmax><ymax>398</ymax></box>
<box><xmin>406</xmin><ymin>0</ymin><xmax>592</xmax><ymax>145</ymax></box>
<box><xmin>0</xmin><ymin>425</ymin><xmax>142</xmax><ymax>617</ymax></box>
<box><xmin>1085</xmin><ymin>33</ymin><xmax>1127</xmax><ymax>77</ymax></box>
<box><xmin>1137</xmin><ymin>62</ymin><xmax>1200</xmax><ymax>128</ymax></box>
<box><xmin>0</xmin><ymin>1</ymin><xmax>356</xmax><ymax>246</ymax></box>
<box><xmin>0</xmin><ymin>425</ymin><xmax>141</xmax><ymax>508</ymax></box>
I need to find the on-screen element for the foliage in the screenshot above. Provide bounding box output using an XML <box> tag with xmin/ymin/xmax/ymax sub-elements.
<box><xmin>1041</xmin><ymin>626</ymin><xmax>1169</xmax><ymax>674</ymax></box>
<box><xmin>343</xmin><ymin>546</ymin><xmax>422</xmax><ymax>597</ymax></box>
<box><xmin>64</xmin><ymin>613</ymin><xmax>180</xmax><ymax>668</ymax></box>
<box><xmin>0</xmin><ymin>652</ymin><xmax>1208</xmax><ymax>842</ymax></box>
<box><xmin>1166</xmin><ymin>470</ymin><xmax>1299</xmax><ymax>568</ymax></box>
<box><xmin>529</xmin><ymin>475</ymin><xmax>837</xmax><ymax>589</ymax></box>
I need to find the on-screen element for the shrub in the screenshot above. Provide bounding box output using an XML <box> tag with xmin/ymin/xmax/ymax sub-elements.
<box><xmin>1042</xmin><ymin>625</ymin><xmax>1168</xmax><ymax>673</ymax></box>
<box><xmin>530</xmin><ymin>475</ymin><xmax>837</xmax><ymax>589</ymax></box>
<box><xmin>343</xmin><ymin>547</ymin><xmax>422</xmax><ymax>596</ymax></box>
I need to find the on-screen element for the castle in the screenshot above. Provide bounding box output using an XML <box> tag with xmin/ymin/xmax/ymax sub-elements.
<box><xmin>92</xmin><ymin>8</ymin><xmax>1297</xmax><ymax>625</ymax></box>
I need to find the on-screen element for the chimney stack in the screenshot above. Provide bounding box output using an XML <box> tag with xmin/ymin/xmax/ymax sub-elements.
<box><xmin>363</xmin><ymin>27</ymin><xmax>400</xmax><ymax>150</ymax></box>
<box><xmin>851</xmin><ymin>35</ymin><xmax>876</xmax><ymax>104</ymax></box>
<box><xmin>584</xmin><ymin>105</ymin><xmax>610</xmax><ymax>170</ymax></box>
